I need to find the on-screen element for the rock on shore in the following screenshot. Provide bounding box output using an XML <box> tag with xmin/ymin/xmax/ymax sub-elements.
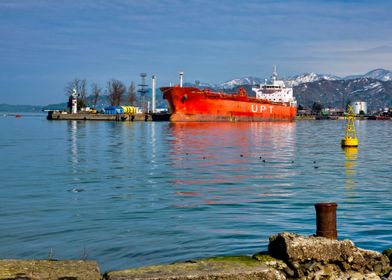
<box><xmin>0</xmin><ymin>259</ymin><xmax>101</xmax><ymax>280</ymax></box>
<box><xmin>268</xmin><ymin>232</ymin><xmax>391</xmax><ymax>279</ymax></box>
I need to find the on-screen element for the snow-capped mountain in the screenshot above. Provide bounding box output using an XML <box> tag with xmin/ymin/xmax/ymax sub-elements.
<box><xmin>217</xmin><ymin>73</ymin><xmax>340</xmax><ymax>89</ymax></box>
<box><xmin>363</xmin><ymin>69</ymin><xmax>392</xmax><ymax>81</ymax></box>
<box><xmin>342</xmin><ymin>74</ymin><xmax>362</xmax><ymax>80</ymax></box>
<box><xmin>344</xmin><ymin>69</ymin><xmax>392</xmax><ymax>81</ymax></box>
<box><xmin>294</xmin><ymin>77</ymin><xmax>392</xmax><ymax>111</ymax></box>
<box><xmin>285</xmin><ymin>73</ymin><xmax>340</xmax><ymax>87</ymax></box>
<box><xmin>214</xmin><ymin>68</ymin><xmax>392</xmax><ymax>90</ymax></box>
<box><xmin>219</xmin><ymin>77</ymin><xmax>263</xmax><ymax>89</ymax></box>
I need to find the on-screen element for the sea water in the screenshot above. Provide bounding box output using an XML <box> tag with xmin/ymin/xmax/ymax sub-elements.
<box><xmin>1</xmin><ymin>113</ymin><xmax>392</xmax><ymax>272</ymax></box>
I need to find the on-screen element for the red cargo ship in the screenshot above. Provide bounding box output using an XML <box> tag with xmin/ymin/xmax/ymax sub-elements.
<box><xmin>161</xmin><ymin>68</ymin><xmax>297</xmax><ymax>122</ymax></box>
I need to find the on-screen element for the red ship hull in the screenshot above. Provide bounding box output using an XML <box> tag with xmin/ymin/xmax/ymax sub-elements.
<box><xmin>161</xmin><ymin>86</ymin><xmax>297</xmax><ymax>122</ymax></box>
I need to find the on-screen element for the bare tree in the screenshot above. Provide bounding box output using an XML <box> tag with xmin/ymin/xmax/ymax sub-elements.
<box><xmin>127</xmin><ymin>81</ymin><xmax>137</xmax><ymax>105</ymax></box>
<box><xmin>107</xmin><ymin>79</ymin><xmax>126</xmax><ymax>106</ymax></box>
<box><xmin>90</xmin><ymin>83</ymin><xmax>102</xmax><ymax>108</ymax></box>
<box><xmin>65</xmin><ymin>78</ymin><xmax>87</xmax><ymax>109</ymax></box>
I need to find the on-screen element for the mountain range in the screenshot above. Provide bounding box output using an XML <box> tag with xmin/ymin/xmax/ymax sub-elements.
<box><xmin>219</xmin><ymin>68</ymin><xmax>392</xmax><ymax>89</ymax></box>
<box><xmin>217</xmin><ymin>68</ymin><xmax>392</xmax><ymax>112</ymax></box>
<box><xmin>2</xmin><ymin>69</ymin><xmax>392</xmax><ymax>113</ymax></box>
<box><xmin>294</xmin><ymin>78</ymin><xmax>392</xmax><ymax>111</ymax></box>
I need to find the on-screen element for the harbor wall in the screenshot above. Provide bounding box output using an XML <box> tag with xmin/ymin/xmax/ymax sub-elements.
<box><xmin>47</xmin><ymin>111</ymin><xmax>152</xmax><ymax>121</ymax></box>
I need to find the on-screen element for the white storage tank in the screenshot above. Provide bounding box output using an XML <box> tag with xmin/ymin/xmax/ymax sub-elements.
<box><xmin>350</xmin><ymin>101</ymin><xmax>367</xmax><ymax>115</ymax></box>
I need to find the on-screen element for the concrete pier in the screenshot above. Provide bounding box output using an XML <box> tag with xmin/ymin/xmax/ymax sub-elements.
<box><xmin>46</xmin><ymin>111</ymin><xmax>170</xmax><ymax>122</ymax></box>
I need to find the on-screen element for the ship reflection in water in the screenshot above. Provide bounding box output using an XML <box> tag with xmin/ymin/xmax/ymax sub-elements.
<box><xmin>167</xmin><ymin>122</ymin><xmax>297</xmax><ymax>208</ymax></box>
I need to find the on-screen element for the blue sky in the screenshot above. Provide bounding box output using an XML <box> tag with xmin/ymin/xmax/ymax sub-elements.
<box><xmin>1</xmin><ymin>0</ymin><xmax>392</xmax><ymax>105</ymax></box>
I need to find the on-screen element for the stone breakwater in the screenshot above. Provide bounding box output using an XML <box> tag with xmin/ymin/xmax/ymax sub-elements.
<box><xmin>1</xmin><ymin>233</ymin><xmax>392</xmax><ymax>280</ymax></box>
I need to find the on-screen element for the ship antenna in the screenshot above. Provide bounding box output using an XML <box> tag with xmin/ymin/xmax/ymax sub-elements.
<box><xmin>272</xmin><ymin>65</ymin><xmax>277</xmax><ymax>81</ymax></box>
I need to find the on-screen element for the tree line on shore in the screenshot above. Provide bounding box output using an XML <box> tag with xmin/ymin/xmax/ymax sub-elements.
<box><xmin>65</xmin><ymin>78</ymin><xmax>141</xmax><ymax>109</ymax></box>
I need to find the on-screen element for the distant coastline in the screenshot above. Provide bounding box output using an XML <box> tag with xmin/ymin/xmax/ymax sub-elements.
<box><xmin>0</xmin><ymin>103</ymin><xmax>67</xmax><ymax>113</ymax></box>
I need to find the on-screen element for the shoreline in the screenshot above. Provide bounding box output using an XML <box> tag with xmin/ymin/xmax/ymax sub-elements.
<box><xmin>1</xmin><ymin>233</ymin><xmax>391</xmax><ymax>280</ymax></box>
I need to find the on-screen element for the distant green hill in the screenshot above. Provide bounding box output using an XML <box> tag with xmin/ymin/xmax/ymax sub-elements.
<box><xmin>0</xmin><ymin>104</ymin><xmax>43</xmax><ymax>113</ymax></box>
<box><xmin>42</xmin><ymin>102</ymin><xmax>68</xmax><ymax>111</ymax></box>
<box><xmin>0</xmin><ymin>102</ymin><xmax>68</xmax><ymax>112</ymax></box>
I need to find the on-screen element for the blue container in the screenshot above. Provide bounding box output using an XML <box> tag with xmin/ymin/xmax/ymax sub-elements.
<box><xmin>104</xmin><ymin>106</ymin><xmax>124</xmax><ymax>114</ymax></box>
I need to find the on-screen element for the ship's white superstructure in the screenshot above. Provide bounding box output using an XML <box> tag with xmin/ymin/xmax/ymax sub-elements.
<box><xmin>252</xmin><ymin>66</ymin><xmax>296</xmax><ymax>105</ymax></box>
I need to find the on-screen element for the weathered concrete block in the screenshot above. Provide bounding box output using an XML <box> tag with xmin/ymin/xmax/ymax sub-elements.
<box><xmin>105</xmin><ymin>256</ymin><xmax>286</xmax><ymax>280</ymax></box>
<box><xmin>269</xmin><ymin>232</ymin><xmax>356</xmax><ymax>263</ymax></box>
<box><xmin>268</xmin><ymin>232</ymin><xmax>391</xmax><ymax>278</ymax></box>
<box><xmin>0</xmin><ymin>259</ymin><xmax>101</xmax><ymax>280</ymax></box>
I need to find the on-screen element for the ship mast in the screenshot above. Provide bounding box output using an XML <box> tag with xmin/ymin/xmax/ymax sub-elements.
<box><xmin>179</xmin><ymin>71</ymin><xmax>184</xmax><ymax>88</ymax></box>
<box><xmin>151</xmin><ymin>75</ymin><xmax>156</xmax><ymax>113</ymax></box>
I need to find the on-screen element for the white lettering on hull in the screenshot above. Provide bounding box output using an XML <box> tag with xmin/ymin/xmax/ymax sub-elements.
<box><xmin>251</xmin><ymin>105</ymin><xmax>274</xmax><ymax>113</ymax></box>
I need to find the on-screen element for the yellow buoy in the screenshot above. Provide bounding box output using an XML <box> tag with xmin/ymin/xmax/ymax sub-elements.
<box><xmin>341</xmin><ymin>105</ymin><xmax>358</xmax><ymax>147</ymax></box>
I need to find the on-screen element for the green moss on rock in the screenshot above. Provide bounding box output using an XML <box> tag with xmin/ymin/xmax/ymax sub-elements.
<box><xmin>252</xmin><ymin>252</ymin><xmax>279</xmax><ymax>262</ymax></box>
<box><xmin>200</xmin><ymin>256</ymin><xmax>261</xmax><ymax>266</ymax></box>
<box><xmin>105</xmin><ymin>256</ymin><xmax>286</xmax><ymax>280</ymax></box>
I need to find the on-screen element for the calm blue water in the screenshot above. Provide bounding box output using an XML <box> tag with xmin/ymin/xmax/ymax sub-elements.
<box><xmin>1</xmin><ymin>113</ymin><xmax>392</xmax><ymax>272</ymax></box>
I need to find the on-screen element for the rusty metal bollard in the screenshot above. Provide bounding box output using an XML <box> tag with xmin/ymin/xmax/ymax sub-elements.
<box><xmin>315</xmin><ymin>202</ymin><xmax>338</xmax><ymax>239</ymax></box>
